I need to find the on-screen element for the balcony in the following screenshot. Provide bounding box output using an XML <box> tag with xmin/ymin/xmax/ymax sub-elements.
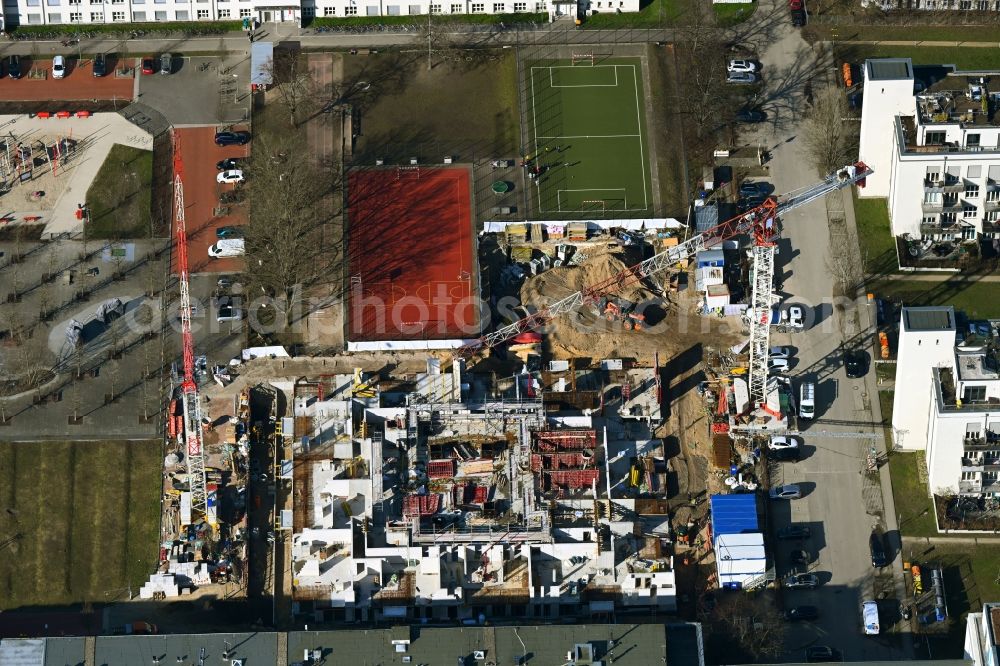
<box><xmin>922</xmin><ymin>198</ymin><xmax>963</xmax><ymax>214</ymax></box>
<box><xmin>964</xmin><ymin>436</ymin><xmax>1000</xmax><ymax>451</ymax></box>
<box><xmin>961</xmin><ymin>457</ymin><xmax>1000</xmax><ymax>471</ymax></box>
<box><xmin>960</xmin><ymin>480</ymin><xmax>1000</xmax><ymax>495</ymax></box>
<box><xmin>924</xmin><ymin>178</ymin><xmax>965</xmax><ymax>193</ymax></box>
<box><xmin>920</xmin><ymin>220</ymin><xmax>961</xmax><ymax>235</ymax></box>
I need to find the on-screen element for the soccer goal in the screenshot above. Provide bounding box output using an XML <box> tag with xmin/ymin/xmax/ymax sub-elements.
<box><xmin>581</xmin><ymin>199</ymin><xmax>607</xmax><ymax>212</ymax></box>
<box><xmin>571</xmin><ymin>53</ymin><xmax>595</xmax><ymax>66</ymax></box>
<box><xmin>396</xmin><ymin>165</ymin><xmax>421</xmax><ymax>180</ymax></box>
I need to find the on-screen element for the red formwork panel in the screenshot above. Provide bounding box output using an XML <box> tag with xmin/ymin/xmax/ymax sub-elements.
<box><xmin>346</xmin><ymin>166</ymin><xmax>478</xmax><ymax>342</ymax></box>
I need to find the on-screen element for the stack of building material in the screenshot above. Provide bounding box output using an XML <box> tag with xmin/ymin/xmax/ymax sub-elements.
<box><xmin>461</xmin><ymin>459</ymin><xmax>494</xmax><ymax>475</ymax></box>
<box><xmin>511</xmin><ymin>246</ymin><xmax>533</xmax><ymax>263</ymax></box>
<box><xmin>506</xmin><ymin>223</ymin><xmax>529</xmax><ymax>244</ymax></box>
<box><xmin>403</xmin><ymin>494</ymin><xmax>441</xmax><ymax>516</ymax></box>
<box><xmin>473</xmin><ymin>486</ymin><xmax>489</xmax><ymax>503</ymax></box>
<box><xmin>547</xmin><ymin>469</ymin><xmax>599</xmax><ymax>489</ymax></box>
<box><xmin>567</xmin><ymin>222</ymin><xmax>588</xmax><ymax>242</ymax></box>
<box><xmin>139</xmin><ymin>573</ymin><xmax>181</xmax><ymax>599</ymax></box>
<box><xmin>427</xmin><ymin>459</ymin><xmax>455</xmax><ymax>479</ymax></box>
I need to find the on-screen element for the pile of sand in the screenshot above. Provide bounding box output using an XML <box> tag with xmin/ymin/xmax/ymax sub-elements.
<box><xmin>519</xmin><ymin>250</ymin><xmax>655</xmax><ymax>308</ymax></box>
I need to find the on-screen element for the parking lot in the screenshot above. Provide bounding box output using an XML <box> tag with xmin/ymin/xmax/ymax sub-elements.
<box><xmin>137</xmin><ymin>54</ymin><xmax>250</xmax><ymax>125</ymax></box>
<box><xmin>172</xmin><ymin>125</ymin><xmax>249</xmax><ymax>276</ymax></box>
<box><xmin>0</xmin><ymin>57</ymin><xmax>134</xmax><ymax>102</ymax></box>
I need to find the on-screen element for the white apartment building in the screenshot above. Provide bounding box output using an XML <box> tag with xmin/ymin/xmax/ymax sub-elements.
<box><xmin>966</xmin><ymin>602</ymin><xmax>1000</xmax><ymax>666</ymax></box>
<box><xmin>1</xmin><ymin>0</ymin><xmax>632</xmax><ymax>28</ymax></box>
<box><xmin>858</xmin><ymin>58</ymin><xmax>1000</xmax><ymax>243</ymax></box>
<box><xmin>893</xmin><ymin>305</ymin><xmax>1000</xmax><ymax>498</ymax></box>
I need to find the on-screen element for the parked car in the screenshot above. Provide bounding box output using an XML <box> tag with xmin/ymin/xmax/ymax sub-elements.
<box><xmin>789</xmin><ymin>0</ymin><xmax>803</xmax><ymax>8</ymax></box>
<box><xmin>52</xmin><ymin>55</ymin><xmax>66</xmax><ymax>79</ymax></box>
<box><xmin>736</xmin><ymin>108</ymin><xmax>767</xmax><ymax>123</ymax></box>
<box><xmin>770</xmin><ymin>447</ymin><xmax>801</xmax><ymax>463</ymax></box>
<box><xmin>727</xmin><ymin>71</ymin><xmax>757</xmax><ymax>85</ymax></box>
<box><xmin>141</xmin><ymin>57</ymin><xmax>156</xmax><ymax>75</ymax></box>
<box><xmin>727</xmin><ymin>59</ymin><xmax>757</xmax><ymax>73</ymax></box>
<box><xmin>217</xmin><ymin>169</ymin><xmax>245</xmax><ymax>184</ymax></box>
<box><xmin>784</xmin><ymin>305</ymin><xmax>805</xmax><ymax>329</ymax></box>
<box><xmin>93</xmin><ymin>52</ymin><xmax>106</xmax><ymax>77</ymax></box>
<box><xmin>215</xmin><ymin>131</ymin><xmax>252</xmax><ymax>146</ymax></box>
<box><xmin>216</xmin><ymin>157</ymin><xmax>242</xmax><ymax>171</ymax></box>
<box><xmin>768</xmin><ymin>435</ymin><xmax>799</xmax><ymax>451</ymax></box>
<box><xmin>805</xmin><ymin>646</ymin><xmax>838</xmax><ymax>663</ymax></box>
<box><xmin>844</xmin><ymin>349</ymin><xmax>869</xmax><ymax>378</ymax></box>
<box><xmin>159</xmin><ymin>52</ymin><xmax>172</xmax><ymax>75</ymax></box>
<box><xmin>216</xmin><ymin>226</ymin><xmax>245</xmax><ymax>239</ymax></box>
<box><xmin>7</xmin><ymin>55</ymin><xmax>21</xmax><ymax>80</ymax></box>
<box><xmin>739</xmin><ymin>181</ymin><xmax>768</xmax><ymax>198</ymax></box>
<box><xmin>869</xmin><ymin>530</ymin><xmax>888</xmax><ymax>568</ymax></box>
<box><xmin>785</xmin><ymin>605</ymin><xmax>819</xmax><ymax>621</ymax></box>
<box><xmin>784</xmin><ymin>573</ymin><xmax>820</xmax><ymax>589</ymax></box>
<box><xmin>768</xmin><ymin>358</ymin><xmax>790</xmax><ymax>374</ymax></box>
<box><xmin>216</xmin><ymin>295</ymin><xmax>243</xmax><ymax>322</ymax></box>
<box><xmin>769</xmin><ymin>346</ymin><xmax>792</xmax><ymax>359</ymax></box>
<box><xmin>769</xmin><ymin>484</ymin><xmax>802</xmax><ymax>500</ymax></box>
<box><xmin>777</xmin><ymin>525</ymin><xmax>811</xmax><ymax>540</ymax></box>
<box><xmin>791</xmin><ymin>8</ymin><xmax>806</xmax><ymax>26</ymax></box>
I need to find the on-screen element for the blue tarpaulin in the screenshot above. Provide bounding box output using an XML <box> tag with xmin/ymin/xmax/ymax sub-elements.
<box><xmin>710</xmin><ymin>494</ymin><xmax>759</xmax><ymax>545</ymax></box>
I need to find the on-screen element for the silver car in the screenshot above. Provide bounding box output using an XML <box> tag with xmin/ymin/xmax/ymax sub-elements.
<box><xmin>727</xmin><ymin>71</ymin><xmax>757</xmax><ymax>85</ymax></box>
<box><xmin>769</xmin><ymin>484</ymin><xmax>802</xmax><ymax>500</ymax></box>
<box><xmin>784</xmin><ymin>573</ymin><xmax>820</xmax><ymax>589</ymax></box>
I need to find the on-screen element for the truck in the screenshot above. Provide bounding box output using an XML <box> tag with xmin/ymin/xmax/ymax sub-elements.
<box><xmin>600</xmin><ymin>296</ymin><xmax>646</xmax><ymax>331</ymax></box>
<box><xmin>113</xmin><ymin>621</ymin><xmax>158</xmax><ymax>635</ymax></box>
<box><xmin>208</xmin><ymin>238</ymin><xmax>245</xmax><ymax>258</ymax></box>
<box><xmin>862</xmin><ymin>600</ymin><xmax>880</xmax><ymax>635</ymax></box>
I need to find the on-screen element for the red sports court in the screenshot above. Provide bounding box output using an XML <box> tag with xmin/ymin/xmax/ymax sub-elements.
<box><xmin>347</xmin><ymin>166</ymin><xmax>478</xmax><ymax>343</ymax></box>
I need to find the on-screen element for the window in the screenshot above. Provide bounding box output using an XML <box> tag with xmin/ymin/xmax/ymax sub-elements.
<box><xmin>451</xmin><ymin>3</ymin><xmax>462</xmax><ymax>10</ymax></box>
<box><xmin>492</xmin><ymin>1</ymin><xmax>503</xmax><ymax>9</ymax></box>
<box><xmin>197</xmin><ymin>8</ymin><xmax>208</xmax><ymax>16</ymax></box>
<box><xmin>960</xmin><ymin>0</ymin><xmax>972</xmax><ymax>7</ymax></box>
<box><xmin>922</xmin><ymin>216</ymin><xmax>937</xmax><ymax>225</ymax></box>
<box><xmin>111</xmin><ymin>9</ymin><xmax>124</xmax><ymax>19</ymax></box>
<box><xmin>925</xmin><ymin>169</ymin><xmax>941</xmax><ymax>184</ymax></box>
<box><xmin>964</xmin><ymin>205</ymin><xmax>977</xmax><ymax>219</ymax></box>
<box><xmin>132</xmin><ymin>10</ymin><xmax>145</xmax><ymax>18</ymax></box>
<box><xmin>966</xmin><ymin>183</ymin><xmax>980</xmax><ymax>198</ymax></box>
<box><xmin>154</xmin><ymin>9</ymin><xmax>167</xmax><ymax>18</ymax></box>
<box><xmin>964</xmin><ymin>386</ymin><xmax>988</xmax><ymax>402</ymax></box>
<box><xmin>366</xmin><ymin>4</ymin><xmax>378</xmax><ymax>13</ymax></box>
<box><xmin>430</xmin><ymin>3</ymin><xmax>441</xmax><ymax>11</ymax></box>
<box><xmin>968</xmin><ymin>165</ymin><xmax>982</xmax><ymax>179</ymax></box>
<box><xmin>345</xmin><ymin>5</ymin><xmax>357</xmax><ymax>13</ymax></box>
<box><xmin>47</xmin><ymin>11</ymin><xmax>60</xmax><ymax>20</ymax></box>
<box><xmin>408</xmin><ymin>4</ymin><xmax>420</xmax><ymax>13</ymax></box>
<box><xmin>175</xmin><ymin>9</ymin><xmax>188</xmax><ymax>18</ymax></box>
<box><xmin>967</xmin><ymin>133</ymin><xmax>981</xmax><ymax>148</ymax></box>
<box><xmin>989</xmin><ymin>211</ymin><xmax>1000</xmax><ymax>222</ymax></box>
<box><xmin>988</xmin><ymin>190</ymin><xmax>1000</xmax><ymax>202</ymax></box>
<box><xmin>471</xmin><ymin>2</ymin><xmax>483</xmax><ymax>10</ymax></box>
<box><xmin>68</xmin><ymin>0</ymin><xmax>80</xmax><ymax>4</ymax></box>
<box><xmin>962</xmin><ymin>471</ymin><xmax>978</xmax><ymax>481</ymax></box>
<box><xmin>26</xmin><ymin>12</ymin><xmax>41</xmax><ymax>21</ymax></box>
<box><xmin>323</xmin><ymin>6</ymin><xmax>335</xmax><ymax>13</ymax></box>
<box><xmin>963</xmin><ymin>225</ymin><xmax>977</xmax><ymax>240</ymax></box>
<box><xmin>942</xmin><ymin>212</ymin><xmax>957</xmax><ymax>224</ymax></box>
<box><xmin>925</xmin><ymin>131</ymin><xmax>946</xmax><ymax>145</ymax></box>
<box><xmin>217</xmin><ymin>7</ymin><xmax>229</xmax><ymax>16</ymax></box>
<box><xmin>513</xmin><ymin>0</ymin><xmax>525</xmax><ymax>8</ymax></box>
<box><xmin>239</xmin><ymin>7</ymin><xmax>251</xmax><ymax>15</ymax></box>
<box><xmin>300</xmin><ymin>6</ymin><xmax>313</xmax><ymax>15</ymax></box>
<box><xmin>90</xmin><ymin>10</ymin><xmax>102</xmax><ymax>19</ymax></box>
<box><xmin>924</xmin><ymin>191</ymin><xmax>942</xmax><ymax>205</ymax></box>
<box><xmin>535</xmin><ymin>0</ymin><xmax>544</xmax><ymax>8</ymax></box>
<box><xmin>69</xmin><ymin>10</ymin><xmax>80</xmax><ymax>18</ymax></box>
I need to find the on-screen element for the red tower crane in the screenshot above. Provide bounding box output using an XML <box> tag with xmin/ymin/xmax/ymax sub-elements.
<box><xmin>172</xmin><ymin>132</ymin><xmax>209</xmax><ymax>524</ymax></box>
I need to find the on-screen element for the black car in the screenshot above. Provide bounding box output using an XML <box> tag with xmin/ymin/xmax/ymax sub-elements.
<box><xmin>844</xmin><ymin>349</ymin><xmax>869</xmax><ymax>378</ymax></box>
<box><xmin>215</xmin><ymin>131</ymin><xmax>252</xmax><ymax>147</ymax></box>
<box><xmin>159</xmin><ymin>52</ymin><xmax>173</xmax><ymax>75</ymax></box>
<box><xmin>784</xmin><ymin>573</ymin><xmax>820</xmax><ymax>590</ymax></box>
<box><xmin>216</xmin><ymin>157</ymin><xmax>242</xmax><ymax>171</ymax></box>
<box><xmin>739</xmin><ymin>181</ymin><xmax>768</xmax><ymax>198</ymax></box>
<box><xmin>791</xmin><ymin>8</ymin><xmax>806</xmax><ymax>26</ymax></box>
<box><xmin>805</xmin><ymin>646</ymin><xmax>839</xmax><ymax>663</ymax></box>
<box><xmin>777</xmin><ymin>525</ymin><xmax>811</xmax><ymax>540</ymax></box>
<box><xmin>7</xmin><ymin>55</ymin><xmax>21</xmax><ymax>80</ymax></box>
<box><xmin>869</xmin><ymin>530</ymin><xmax>888</xmax><ymax>568</ymax></box>
<box><xmin>785</xmin><ymin>605</ymin><xmax>819</xmax><ymax>621</ymax></box>
<box><xmin>93</xmin><ymin>52</ymin><xmax>106</xmax><ymax>77</ymax></box>
<box><xmin>736</xmin><ymin>108</ymin><xmax>767</xmax><ymax>123</ymax></box>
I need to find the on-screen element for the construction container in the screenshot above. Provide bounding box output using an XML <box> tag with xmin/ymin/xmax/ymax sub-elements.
<box><xmin>567</xmin><ymin>222</ymin><xmax>588</xmax><ymax>242</ymax></box>
<box><xmin>505</xmin><ymin>223</ymin><xmax>529</xmax><ymax>244</ymax></box>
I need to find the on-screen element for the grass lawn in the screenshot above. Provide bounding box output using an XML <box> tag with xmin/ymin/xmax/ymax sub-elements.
<box><xmin>0</xmin><ymin>440</ymin><xmax>161</xmax><ymax>609</ymax></box>
<box><xmin>582</xmin><ymin>0</ymin><xmax>683</xmax><ymax>28</ymax></box>
<box><xmin>869</xmin><ymin>278</ymin><xmax>1000</xmax><ymax>319</ymax></box>
<box><xmin>524</xmin><ymin>57</ymin><xmax>653</xmax><ymax>216</ymax></box>
<box><xmin>889</xmin><ymin>451</ymin><xmax>938</xmax><ymax>538</ymax></box>
<box><xmin>647</xmin><ymin>43</ymin><xmax>688</xmax><ymax>216</ymax></box>
<box><xmin>712</xmin><ymin>1</ymin><xmax>756</xmax><ymax>27</ymax></box>
<box><xmin>85</xmin><ymin>144</ymin><xmax>154</xmax><ymax>240</ymax></box>
<box><xmin>816</xmin><ymin>24</ymin><xmax>1000</xmax><ymax>44</ymax></box>
<box><xmin>834</xmin><ymin>43</ymin><xmax>1000</xmax><ymax>71</ymax></box>
<box><xmin>903</xmin><ymin>541</ymin><xmax>1000</xmax><ymax>632</ymax></box>
<box><xmin>853</xmin><ymin>192</ymin><xmax>898</xmax><ymax>276</ymax></box>
<box><xmin>345</xmin><ymin>51</ymin><xmax>519</xmax><ymax>162</ymax></box>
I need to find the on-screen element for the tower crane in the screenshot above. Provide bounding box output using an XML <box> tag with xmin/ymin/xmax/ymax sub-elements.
<box><xmin>461</xmin><ymin>162</ymin><xmax>873</xmax><ymax>411</ymax></box>
<box><xmin>172</xmin><ymin>132</ymin><xmax>210</xmax><ymax>525</ymax></box>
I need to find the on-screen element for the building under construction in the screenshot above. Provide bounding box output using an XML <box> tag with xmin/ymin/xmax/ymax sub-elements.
<box><xmin>287</xmin><ymin>358</ymin><xmax>676</xmax><ymax>623</ymax></box>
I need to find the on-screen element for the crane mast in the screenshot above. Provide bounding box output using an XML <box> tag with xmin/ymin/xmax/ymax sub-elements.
<box><xmin>172</xmin><ymin>133</ymin><xmax>209</xmax><ymax>524</ymax></box>
<box><xmin>463</xmin><ymin>162</ymin><xmax>873</xmax><ymax>410</ymax></box>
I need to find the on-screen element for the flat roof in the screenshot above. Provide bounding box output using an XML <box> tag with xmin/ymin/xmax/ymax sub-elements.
<box><xmin>95</xmin><ymin>632</ymin><xmax>277</xmax><ymax>665</ymax></box>
<box><xmin>710</xmin><ymin>494</ymin><xmax>759</xmax><ymax>543</ymax></box>
<box><xmin>903</xmin><ymin>306</ymin><xmax>955</xmax><ymax>332</ymax></box>
<box><xmin>990</xmin><ymin>604</ymin><xmax>1000</xmax><ymax>646</ymax></box>
<box><xmin>867</xmin><ymin>58</ymin><xmax>912</xmax><ymax>81</ymax></box>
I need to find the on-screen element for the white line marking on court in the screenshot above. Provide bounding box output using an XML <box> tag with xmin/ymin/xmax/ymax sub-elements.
<box><xmin>536</xmin><ymin>134</ymin><xmax>641</xmax><ymax>140</ymax></box>
<box><xmin>631</xmin><ymin>64</ymin><xmax>649</xmax><ymax>210</ymax></box>
<box><xmin>546</xmin><ymin>64</ymin><xmax>619</xmax><ymax>88</ymax></box>
<box><xmin>529</xmin><ymin>68</ymin><xmax>542</xmax><ymax>212</ymax></box>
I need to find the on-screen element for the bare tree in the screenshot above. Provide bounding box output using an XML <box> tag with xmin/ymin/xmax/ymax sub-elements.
<box><xmin>826</xmin><ymin>218</ymin><xmax>869</xmax><ymax>292</ymax></box>
<box><xmin>802</xmin><ymin>86</ymin><xmax>857</xmax><ymax>175</ymax></box>
<box><xmin>244</xmin><ymin>133</ymin><xmax>343</xmax><ymax>329</ymax></box>
<box><xmin>707</xmin><ymin>593</ymin><xmax>786</xmax><ymax>662</ymax></box>
<box><xmin>9</xmin><ymin>331</ymin><xmax>53</xmax><ymax>393</ymax></box>
<box><xmin>262</xmin><ymin>49</ymin><xmax>323</xmax><ymax>128</ymax></box>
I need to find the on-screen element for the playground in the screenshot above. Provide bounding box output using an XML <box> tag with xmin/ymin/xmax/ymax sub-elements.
<box><xmin>523</xmin><ymin>55</ymin><xmax>654</xmax><ymax>217</ymax></box>
<box><xmin>346</xmin><ymin>165</ymin><xmax>478</xmax><ymax>344</ymax></box>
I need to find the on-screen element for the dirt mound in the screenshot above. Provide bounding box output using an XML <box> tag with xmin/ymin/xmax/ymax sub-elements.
<box><xmin>519</xmin><ymin>250</ymin><xmax>654</xmax><ymax>307</ymax></box>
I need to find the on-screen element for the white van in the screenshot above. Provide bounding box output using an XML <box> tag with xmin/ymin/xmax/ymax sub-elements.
<box><xmin>799</xmin><ymin>382</ymin><xmax>815</xmax><ymax>420</ymax></box>
<box><xmin>208</xmin><ymin>239</ymin><xmax>245</xmax><ymax>258</ymax></box>
<box><xmin>862</xmin><ymin>600</ymin><xmax>880</xmax><ymax>635</ymax></box>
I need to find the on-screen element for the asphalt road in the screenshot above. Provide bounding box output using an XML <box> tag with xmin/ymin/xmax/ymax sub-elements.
<box><xmin>743</xmin><ymin>0</ymin><xmax>914</xmax><ymax>660</ymax></box>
